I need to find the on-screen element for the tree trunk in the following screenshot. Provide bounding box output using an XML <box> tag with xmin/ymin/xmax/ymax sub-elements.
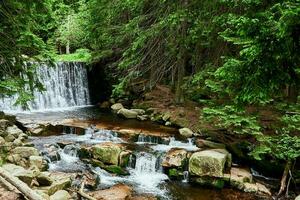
<box><xmin>0</xmin><ymin>167</ymin><xmax>43</xmax><ymax>200</ymax></box>
<box><xmin>287</xmin><ymin>84</ymin><xmax>299</xmax><ymax>103</ymax></box>
<box><xmin>278</xmin><ymin>159</ymin><xmax>292</xmax><ymax>197</ymax></box>
<box><xmin>66</xmin><ymin>40</ymin><xmax>70</xmax><ymax>54</ymax></box>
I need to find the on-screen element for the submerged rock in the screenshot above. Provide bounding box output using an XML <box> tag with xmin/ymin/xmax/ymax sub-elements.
<box><xmin>117</xmin><ymin>108</ymin><xmax>138</xmax><ymax>119</ymax></box>
<box><xmin>189</xmin><ymin>150</ymin><xmax>229</xmax><ymax>177</ymax></box>
<box><xmin>89</xmin><ymin>184</ymin><xmax>132</xmax><ymax>200</ymax></box>
<box><xmin>162</xmin><ymin>148</ymin><xmax>187</xmax><ymax>168</ymax></box>
<box><xmin>92</xmin><ymin>142</ymin><xmax>122</xmax><ymax>165</ymax></box>
<box><xmin>179</xmin><ymin>128</ymin><xmax>193</xmax><ymax>138</ymax></box>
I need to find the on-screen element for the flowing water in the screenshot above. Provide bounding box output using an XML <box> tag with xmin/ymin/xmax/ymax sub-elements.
<box><xmin>0</xmin><ymin>62</ymin><xmax>90</xmax><ymax>112</ymax></box>
<box><xmin>1</xmin><ymin>62</ymin><xmax>268</xmax><ymax>200</ymax></box>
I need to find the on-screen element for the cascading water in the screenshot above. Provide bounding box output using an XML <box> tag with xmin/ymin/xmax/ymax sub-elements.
<box><xmin>0</xmin><ymin>62</ymin><xmax>90</xmax><ymax>112</ymax></box>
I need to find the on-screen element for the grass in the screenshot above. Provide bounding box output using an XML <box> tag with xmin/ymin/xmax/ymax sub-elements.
<box><xmin>54</xmin><ymin>48</ymin><xmax>91</xmax><ymax>62</ymax></box>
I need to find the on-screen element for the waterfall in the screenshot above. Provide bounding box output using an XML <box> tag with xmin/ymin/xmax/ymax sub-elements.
<box><xmin>0</xmin><ymin>62</ymin><xmax>90</xmax><ymax>112</ymax></box>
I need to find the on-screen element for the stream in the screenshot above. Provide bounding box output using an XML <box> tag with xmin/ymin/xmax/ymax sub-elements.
<box><xmin>1</xmin><ymin>62</ymin><xmax>269</xmax><ymax>200</ymax></box>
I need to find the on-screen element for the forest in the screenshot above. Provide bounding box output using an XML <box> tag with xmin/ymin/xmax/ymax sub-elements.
<box><xmin>0</xmin><ymin>0</ymin><xmax>300</xmax><ymax>200</ymax></box>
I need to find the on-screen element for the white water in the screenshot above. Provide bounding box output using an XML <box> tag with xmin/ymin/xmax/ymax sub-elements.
<box><xmin>0</xmin><ymin>62</ymin><xmax>90</xmax><ymax>112</ymax></box>
<box><xmin>151</xmin><ymin>137</ymin><xmax>199</xmax><ymax>152</ymax></box>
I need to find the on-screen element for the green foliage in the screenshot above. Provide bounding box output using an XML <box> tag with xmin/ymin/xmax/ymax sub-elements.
<box><xmin>251</xmin><ymin>134</ymin><xmax>300</xmax><ymax>161</ymax></box>
<box><xmin>54</xmin><ymin>48</ymin><xmax>91</xmax><ymax>62</ymax></box>
<box><xmin>201</xmin><ymin>105</ymin><xmax>262</xmax><ymax>135</ymax></box>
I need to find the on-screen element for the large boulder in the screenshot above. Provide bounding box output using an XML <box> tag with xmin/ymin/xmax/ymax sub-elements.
<box><xmin>162</xmin><ymin>148</ymin><xmax>187</xmax><ymax>168</ymax></box>
<box><xmin>39</xmin><ymin>172</ymin><xmax>72</xmax><ymax>195</ymax></box>
<box><xmin>189</xmin><ymin>150</ymin><xmax>228</xmax><ymax>177</ymax></box>
<box><xmin>49</xmin><ymin>190</ymin><xmax>71</xmax><ymax>200</ymax></box>
<box><xmin>12</xmin><ymin>147</ymin><xmax>39</xmax><ymax>158</ymax></box>
<box><xmin>92</xmin><ymin>142</ymin><xmax>122</xmax><ymax>165</ymax></box>
<box><xmin>111</xmin><ymin>103</ymin><xmax>124</xmax><ymax>112</ymax></box>
<box><xmin>30</xmin><ymin>156</ymin><xmax>47</xmax><ymax>171</ymax></box>
<box><xmin>88</xmin><ymin>184</ymin><xmax>132</xmax><ymax>200</ymax></box>
<box><xmin>1</xmin><ymin>164</ymin><xmax>34</xmax><ymax>185</ymax></box>
<box><xmin>229</xmin><ymin>167</ymin><xmax>253</xmax><ymax>190</ymax></box>
<box><xmin>117</xmin><ymin>109</ymin><xmax>138</xmax><ymax>119</ymax></box>
<box><xmin>179</xmin><ymin>128</ymin><xmax>193</xmax><ymax>138</ymax></box>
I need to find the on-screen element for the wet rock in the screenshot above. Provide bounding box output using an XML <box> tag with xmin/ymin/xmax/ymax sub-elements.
<box><xmin>131</xmin><ymin>109</ymin><xmax>145</xmax><ymax>115</ymax></box>
<box><xmin>49</xmin><ymin>190</ymin><xmax>71</xmax><ymax>200</ymax></box>
<box><xmin>162</xmin><ymin>148</ymin><xmax>187</xmax><ymax>168</ymax></box>
<box><xmin>12</xmin><ymin>146</ymin><xmax>39</xmax><ymax>158</ymax></box>
<box><xmin>6</xmin><ymin>125</ymin><xmax>23</xmax><ymax>137</ymax></box>
<box><xmin>137</xmin><ymin>115</ymin><xmax>148</xmax><ymax>121</ymax></box>
<box><xmin>36</xmin><ymin>172</ymin><xmax>53</xmax><ymax>186</ymax></box>
<box><xmin>119</xmin><ymin>151</ymin><xmax>132</xmax><ymax>167</ymax></box>
<box><xmin>189</xmin><ymin>150</ymin><xmax>228</xmax><ymax>177</ymax></box>
<box><xmin>195</xmin><ymin>139</ymin><xmax>226</xmax><ymax>149</ymax></box>
<box><xmin>0</xmin><ymin>119</ymin><xmax>10</xmax><ymax>131</ymax></box>
<box><xmin>195</xmin><ymin>177</ymin><xmax>225</xmax><ymax>189</ymax></box>
<box><xmin>92</xmin><ymin>142</ymin><xmax>122</xmax><ymax>165</ymax></box>
<box><xmin>89</xmin><ymin>184</ymin><xmax>132</xmax><ymax>200</ymax></box>
<box><xmin>230</xmin><ymin>167</ymin><xmax>253</xmax><ymax>190</ymax></box>
<box><xmin>179</xmin><ymin>128</ymin><xmax>193</xmax><ymax>138</ymax></box>
<box><xmin>111</xmin><ymin>103</ymin><xmax>124</xmax><ymax>112</ymax></box>
<box><xmin>2</xmin><ymin>164</ymin><xmax>34</xmax><ymax>185</ymax></box>
<box><xmin>18</xmin><ymin>133</ymin><xmax>28</xmax><ymax>141</ymax></box>
<box><xmin>57</xmin><ymin>141</ymin><xmax>74</xmax><ymax>149</ymax></box>
<box><xmin>117</xmin><ymin>108</ymin><xmax>138</xmax><ymax>119</ymax></box>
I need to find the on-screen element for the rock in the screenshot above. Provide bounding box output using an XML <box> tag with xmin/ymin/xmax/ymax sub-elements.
<box><xmin>5</xmin><ymin>134</ymin><xmax>15</xmax><ymax>142</ymax></box>
<box><xmin>162</xmin><ymin>148</ymin><xmax>187</xmax><ymax>168</ymax></box>
<box><xmin>296</xmin><ymin>195</ymin><xmax>300</xmax><ymax>200</ymax></box>
<box><xmin>130</xmin><ymin>109</ymin><xmax>145</xmax><ymax>115</ymax></box>
<box><xmin>12</xmin><ymin>146</ymin><xmax>39</xmax><ymax>158</ymax></box>
<box><xmin>7</xmin><ymin>154</ymin><xmax>22</xmax><ymax>163</ymax></box>
<box><xmin>100</xmin><ymin>101</ymin><xmax>111</xmax><ymax>109</ymax></box>
<box><xmin>6</xmin><ymin>125</ymin><xmax>23</xmax><ymax>137</ymax></box>
<box><xmin>111</xmin><ymin>103</ymin><xmax>124</xmax><ymax>112</ymax></box>
<box><xmin>18</xmin><ymin>133</ymin><xmax>28</xmax><ymax>141</ymax></box>
<box><xmin>117</xmin><ymin>108</ymin><xmax>138</xmax><ymax>119</ymax></box>
<box><xmin>2</xmin><ymin>164</ymin><xmax>34</xmax><ymax>185</ymax></box>
<box><xmin>12</xmin><ymin>138</ymin><xmax>22</xmax><ymax>146</ymax></box>
<box><xmin>49</xmin><ymin>190</ymin><xmax>70</xmax><ymax>200</ymax></box>
<box><xmin>137</xmin><ymin>115</ymin><xmax>148</xmax><ymax>121</ymax></box>
<box><xmin>40</xmin><ymin>172</ymin><xmax>72</xmax><ymax>195</ymax></box>
<box><xmin>30</xmin><ymin>156</ymin><xmax>47</xmax><ymax>171</ymax></box>
<box><xmin>195</xmin><ymin>139</ymin><xmax>226</xmax><ymax>149</ymax></box>
<box><xmin>256</xmin><ymin>182</ymin><xmax>271</xmax><ymax>195</ymax></box>
<box><xmin>212</xmin><ymin>148</ymin><xmax>232</xmax><ymax>169</ymax></box>
<box><xmin>179</xmin><ymin>128</ymin><xmax>193</xmax><ymax>138</ymax></box>
<box><xmin>119</xmin><ymin>151</ymin><xmax>131</xmax><ymax>167</ymax></box>
<box><xmin>165</xmin><ymin>121</ymin><xmax>172</xmax><ymax>126</ymax></box>
<box><xmin>0</xmin><ymin>119</ymin><xmax>10</xmax><ymax>130</ymax></box>
<box><xmin>0</xmin><ymin>136</ymin><xmax>5</xmax><ymax>145</ymax></box>
<box><xmin>92</xmin><ymin>142</ymin><xmax>122</xmax><ymax>165</ymax></box>
<box><xmin>37</xmin><ymin>172</ymin><xmax>53</xmax><ymax>186</ymax></box>
<box><xmin>189</xmin><ymin>150</ymin><xmax>227</xmax><ymax>177</ymax></box>
<box><xmin>0</xmin><ymin>184</ymin><xmax>21</xmax><ymax>200</ymax></box>
<box><xmin>195</xmin><ymin>177</ymin><xmax>225</xmax><ymax>189</ymax></box>
<box><xmin>35</xmin><ymin>190</ymin><xmax>50</xmax><ymax>200</ymax></box>
<box><xmin>89</xmin><ymin>184</ymin><xmax>132</xmax><ymax>200</ymax></box>
<box><xmin>230</xmin><ymin>167</ymin><xmax>253</xmax><ymax>190</ymax></box>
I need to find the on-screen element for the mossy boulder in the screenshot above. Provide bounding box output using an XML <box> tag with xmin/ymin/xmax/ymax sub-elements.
<box><xmin>195</xmin><ymin>177</ymin><xmax>225</xmax><ymax>189</ymax></box>
<box><xmin>162</xmin><ymin>148</ymin><xmax>187</xmax><ymax>168</ymax></box>
<box><xmin>92</xmin><ymin>143</ymin><xmax>122</xmax><ymax>165</ymax></box>
<box><xmin>189</xmin><ymin>150</ymin><xmax>230</xmax><ymax>178</ymax></box>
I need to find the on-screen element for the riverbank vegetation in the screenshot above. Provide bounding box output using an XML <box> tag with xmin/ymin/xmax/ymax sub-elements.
<box><xmin>0</xmin><ymin>0</ymin><xmax>300</xmax><ymax>198</ymax></box>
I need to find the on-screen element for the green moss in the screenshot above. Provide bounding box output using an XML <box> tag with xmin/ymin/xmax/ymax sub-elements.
<box><xmin>54</xmin><ymin>49</ymin><xmax>91</xmax><ymax>62</ymax></box>
<box><xmin>195</xmin><ymin>177</ymin><xmax>225</xmax><ymax>189</ymax></box>
<box><xmin>105</xmin><ymin>165</ymin><xmax>129</xmax><ymax>176</ymax></box>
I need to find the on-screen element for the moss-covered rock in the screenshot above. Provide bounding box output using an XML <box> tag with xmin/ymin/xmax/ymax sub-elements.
<box><xmin>162</xmin><ymin>148</ymin><xmax>187</xmax><ymax>168</ymax></box>
<box><xmin>92</xmin><ymin>142</ymin><xmax>122</xmax><ymax>165</ymax></box>
<box><xmin>195</xmin><ymin>177</ymin><xmax>225</xmax><ymax>189</ymax></box>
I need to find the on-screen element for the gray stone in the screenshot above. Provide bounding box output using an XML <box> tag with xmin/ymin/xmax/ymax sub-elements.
<box><xmin>29</xmin><ymin>156</ymin><xmax>45</xmax><ymax>170</ymax></box>
<box><xmin>0</xmin><ymin>136</ymin><xmax>5</xmax><ymax>145</ymax></box>
<box><xmin>117</xmin><ymin>108</ymin><xmax>138</xmax><ymax>119</ymax></box>
<box><xmin>7</xmin><ymin>154</ymin><xmax>22</xmax><ymax>164</ymax></box>
<box><xmin>179</xmin><ymin>128</ymin><xmax>193</xmax><ymax>138</ymax></box>
<box><xmin>49</xmin><ymin>190</ymin><xmax>70</xmax><ymax>200</ymax></box>
<box><xmin>5</xmin><ymin>134</ymin><xmax>15</xmax><ymax>142</ymax></box>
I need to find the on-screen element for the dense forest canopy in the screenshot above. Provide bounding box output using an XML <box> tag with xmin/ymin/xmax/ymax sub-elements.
<box><xmin>0</xmin><ymin>0</ymin><xmax>300</xmax><ymax>197</ymax></box>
